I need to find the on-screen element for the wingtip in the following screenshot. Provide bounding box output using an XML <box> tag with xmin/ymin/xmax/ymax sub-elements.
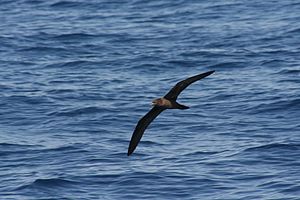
<box><xmin>208</xmin><ymin>70</ymin><xmax>215</xmax><ymax>75</ymax></box>
<box><xmin>203</xmin><ymin>70</ymin><xmax>215</xmax><ymax>77</ymax></box>
<box><xmin>127</xmin><ymin>146</ymin><xmax>134</xmax><ymax>156</ymax></box>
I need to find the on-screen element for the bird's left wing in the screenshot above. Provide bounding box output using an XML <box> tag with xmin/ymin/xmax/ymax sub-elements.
<box><xmin>128</xmin><ymin>106</ymin><xmax>165</xmax><ymax>156</ymax></box>
<box><xmin>164</xmin><ymin>70</ymin><xmax>215</xmax><ymax>100</ymax></box>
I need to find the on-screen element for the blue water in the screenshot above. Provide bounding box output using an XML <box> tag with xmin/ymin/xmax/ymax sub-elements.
<box><xmin>1</xmin><ymin>0</ymin><xmax>300</xmax><ymax>199</ymax></box>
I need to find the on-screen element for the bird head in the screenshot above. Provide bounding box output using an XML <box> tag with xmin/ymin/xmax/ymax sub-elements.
<box><xmin>152</xmin><ymin>98</ymin><xmax>163</xmax><ymax>106</ymax></box>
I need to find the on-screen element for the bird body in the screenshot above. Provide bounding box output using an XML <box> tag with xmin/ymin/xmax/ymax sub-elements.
<box><xmin>128</xmin><ymin>70</ymin><xmax>215</xmax><ymax>156</ymax></box>
<box><xmin>152</xmin><ymin>97</ymin><xmax>189</xmax><ymax>109</ymax></box>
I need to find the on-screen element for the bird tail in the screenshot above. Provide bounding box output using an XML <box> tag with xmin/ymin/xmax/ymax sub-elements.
<box><xmin>176</xmin><ymin>103</ymin><xmax>189</xmax><ymax>109</ymax></box>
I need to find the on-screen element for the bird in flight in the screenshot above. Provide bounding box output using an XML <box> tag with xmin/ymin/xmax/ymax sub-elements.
<box><xmin>128</xmin><ymin>70</ymin><xmax>215</xmax><ymax>156</ymax></box>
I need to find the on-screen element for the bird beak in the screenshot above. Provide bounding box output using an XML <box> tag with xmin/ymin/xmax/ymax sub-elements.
<box><xmin>151</xmin><ymin>100</ymin><xmax>156</xmax><ymax>106</ymax></box>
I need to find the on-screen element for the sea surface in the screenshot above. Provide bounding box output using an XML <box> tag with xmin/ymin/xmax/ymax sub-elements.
<box><xmin>1</xmin><ymin>0</ymin><xmax>300</xmax><ymax>199</ymax></box>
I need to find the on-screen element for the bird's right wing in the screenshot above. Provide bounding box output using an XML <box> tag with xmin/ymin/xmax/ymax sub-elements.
<box><xmin>128</xmin><ymin>106</ymin><xmax>165</xmax><ymax>156</ymax></box>
<box><xmin>164</xmin><ymin>70</ymin><xmax>215</xmax><ymax>100</ymax></box>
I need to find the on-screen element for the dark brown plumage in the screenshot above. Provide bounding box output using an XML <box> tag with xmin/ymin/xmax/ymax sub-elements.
<box><xmin>128</xmin><ymin>70</ymin><xmax>215</xmax><ymax>156</ymax></box>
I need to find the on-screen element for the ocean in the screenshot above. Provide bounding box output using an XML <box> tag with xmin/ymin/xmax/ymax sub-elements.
<box><xmin>1</xmin><ymin>0</ymin><xmax>300</xmax><ymax>199</ymax></box>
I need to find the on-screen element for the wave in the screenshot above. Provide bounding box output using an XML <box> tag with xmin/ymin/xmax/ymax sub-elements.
<box><xmin>16</xmin><ymin>178</ymin><xmax>79</xmax><ymax>191</ymax></box>
<box><xmin>285</xmin><ymin>27</ymin><xmax>300</xmax><ymax>34</ymax></box>
<box><xmin>204</xmin><ymin>2</ymin><xmax>243</xmax><ymax>10</ymax></box>
<box><xmin>0</xmin><ymin>142</ymin><xmax>33</xmax><ymax>147</ymax></box>
<box><xmin>19</xmin><ymin>46</ymin><xmax>68</xmax><ymax>53</ymax></box>
<box><xmin>235</xmin><ymin>143</ymin><xmax>300</xmax><ymax>167</ymax></box>
<box><xmin>244</xmin><ymin>143</ymin><xmax>300</xmax><ymax>152</ymax></box>
<box><xmin>0</xmin><ymin>143</ymin><xmax>39</xmax><ymax>154</ymax></box>
<box><xmin>181</xmin><ymin>150</ymin><xmax>221</xmax><ymax>157</ymax></box>
<box><xmin>258</xmin><ymin>180</ymin><xmax>300</xmax><ymax>194</ymax></box>
<box><xmin>246</xmin><ymin>98</ymin><xmax>300</xmax><ymax>114</ymax></box>
<box><xmin>276</xmin><ymin>68</ymin><xmax>300</xmax><ymax>75</ymax></box>
<box><xmin>43</xmin><ymin>60</ymin><xmax>102</xmax><ymax>69</ymax></box>
<box><xmin>47</xmin><ymin>106</ymin><xmax>105</xmax><ymax>117</ymax></box>
<box><xmin>50</xmin><ymin>1</ymin><xmax>91</xmax><ymax>9</ymax></box>
<box><xmin>33</xmin><ymin>178</ymin><xmax>79</xmax><ymax>186</ymax></box>
<box><xmin>0</xmin><ymin>143</ymin><xmax>41</xmax><ymax>156</ymax></box>
<box><xmin>1</xmin><ymin>143</ymin><xmax>86</xmax><ymax>156</ymax></box>
<box><xmin>260</xmin><ymin>59</ymin><xmax>286</xmax><ymax>68</ymax></box>
<box><xmin>53</xmin><ymin>33</ymin><xmax>98</xmax><ymax>40</ymax></box>
<box><xmin>41</xmin><ymin>144</ymin><xmax>87</xmax><ymax>153</ymax></box>
<box><xmin>210</xmin><ymin>61</ymin><xmax>247</xmax><ymax>70</ymax></box>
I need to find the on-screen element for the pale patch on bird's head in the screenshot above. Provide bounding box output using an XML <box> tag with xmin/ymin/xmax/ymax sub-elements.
<box><xmin>151</xmin><ymin>98</ymin><xmax>163</xmax><ymax>106</ymax></box>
